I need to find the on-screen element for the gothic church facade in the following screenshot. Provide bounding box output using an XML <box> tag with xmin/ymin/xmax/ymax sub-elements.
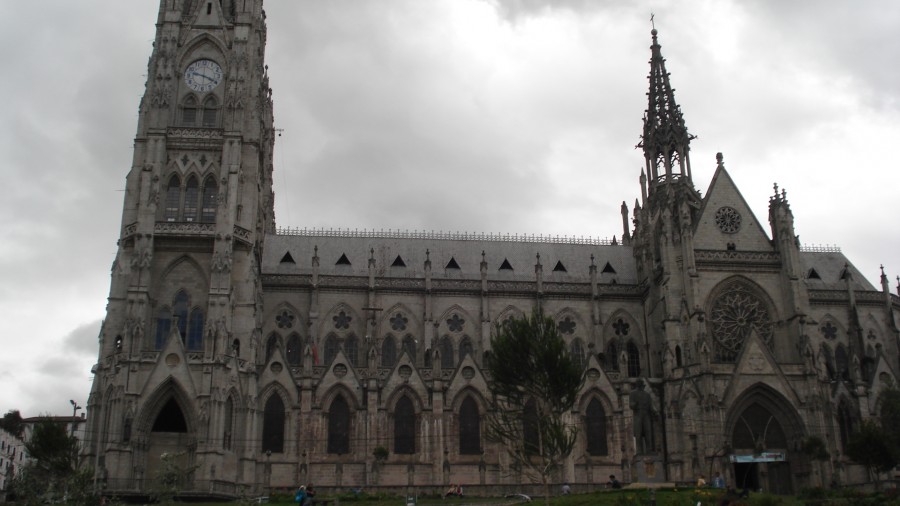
<box><xmin>83</xmin><ymin>0</ymin><xmax>900</xmax><ymax>497</ymax></box>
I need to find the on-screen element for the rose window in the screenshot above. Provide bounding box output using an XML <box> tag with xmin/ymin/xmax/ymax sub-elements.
<box><xmin>276</xmin><ymin>310</ymin><xmax>294</xmax><ymax>329</ymax></box>
<box><xmin>613</xmin><ymin>318</ymin><xmax>630</xmax><ymax>336</ymax></box>
<box><xmin>390</xmin><ymin>313</ymin><xmax>408</xmax><ymax>331</ymax></box>
<box><xmin>558</xmin><ymin>316</ymin><xmax>576</xmax><ymax>335</ymax></box>
<box><xmin>333</xmin><ymin>311</ymin><xmax>352</xmax><ymax>330</ymax></box>
<box><xmin>820</xmin><ymin>322</ymin><xmax>837</xmax><ymax>340</ymax></box>
<box><xmin>714</xmin><ymin>206</ymin><xmax>742</xmax><ymax>234</ymax></box>
<box><xmin>710</xmin><ymin>283</ymin><xmax>773</xmax><ymax>362</ymax></box>
<box><xmin>447</xmin><ymin>314</ymin><xmax>465</xmax><ymax>332</ymax></box>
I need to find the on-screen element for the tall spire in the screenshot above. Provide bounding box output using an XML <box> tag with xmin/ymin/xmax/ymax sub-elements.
<box><xmin>638</xmin><ymin>28</ymin><xmax>695</xmax><ymax>190</ymax></box>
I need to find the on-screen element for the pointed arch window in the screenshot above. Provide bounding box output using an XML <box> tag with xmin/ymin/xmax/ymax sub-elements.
<box><xmin>328</xmin><ymin>395</ymin><xmax>350</xmax><ymax>454</ymax></box>
<box><xmin>261</xmin><ymin>394</ymin><xmax>285</xmax><ymax>453</ymax></box>
<box><xmin>394</xmin><ymin>396</ymin><xmax>416</xmax><ymax>454</ymax></box>
<box><xmin>345</xmin><ymin>335</ymin><xmax>359</xmax><ymax>367</ymax></box>
<box><xmin>440</xmin><ymin>336</ymin><xmax>454</xmax><ymax>369</ymax></box>
<box><xmin>152</xmin><ymin>398</ymin><xmax>188</xmax><ymax>432</ymax></box>
<box><xmin>201</xmin><ymin>176</ymin><xmax>217</xmax><ymax>222</ymax></box>
<box><xmin>173</xmin><ymin>291</ymin><xmax>189</xmax><ymax>341</ymax></box>
<box><xmin>837</xmin><ymin>400</ymin><xmax>855</xmax><ymax>451</ymax></box>
<box><xmin>605</xmin><ymin>339</ymin><xmax>619</xmax><ymax>371</ymax></box>
<box><xmin>835</xmin><ymin>345</ymin><xmax>850</xmax><ymax>382</ymax></box>
<box><xmin>155</xmin><ymin>305</ymin><xmax>172</xmax><ymax>350</ymax></box>
<box><xmin>201</xmin><ymin>95</ymin><xmax>218</xmax><ymax>127</ymax></box>
<box><xmin>187</xmin><ymin>308</ymin><xmax>204</xmax><ymax>351</ymax></box>
<box><xmin>585</xmin><ymin>398</ymin><xmax>608</xmax><ymax>456</ymax></box>
<box><xmin>459</xmin><ymin>337</ymin><xmax>473</xmax><ymax>364</ymax></box>
<box><xmin>182</xmin><ymin>95</ymin><xmax>198</xmax><ymax>125</ymax></box>
<box><xmin>324</xmin><ymin>334</ymin><xmax>338</xmax><ymax>365</ymax></box>
<box><xmin>626</xmin><ymin>340</ymin><xmax>641</xmax><ymax>378</ymax></box>
<box><xmin>459</xmin><ymin>396</ymin><xmax>481</xmax><ymax>455</ymax></box>
<box><xmin>183</xmin><ymin>176</ymin><xmax>199</xmax><ymax>222</ymax></box>
<box><xmin>381</xmin><ymin>335</ymin><xmax>397</xmax><ymax>368</ymax></box>
<box><xmin>223</xmin><ymin>396</ymin><xmax>234</xmax><ymax>450</ymax></box>
<box><xmin>286</xmin><ymin>334</ymin><xmax>302</xmax><ymax>366</ymax></box>
<box><xmin>265</xmin><ymin>333</ymin><xmax>279</xmax><ymax>362</ymax></box>
<box><xmin>165</xmin><ymin>175</ymin><xmax>182</xmax><ymax>221</ymax></box>
<box><xmin>402</xmin><ymin>335</ymin><xmax>416</xmax><ymax>363</ymax></box>
<box><xmin>570</xmin><ymin>339</ymin><xmax>586</xmax><ymax>370</ymax></box>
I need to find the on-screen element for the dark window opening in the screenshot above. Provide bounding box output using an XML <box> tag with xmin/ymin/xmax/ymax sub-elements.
<box><xmin>391</xmin><ymin>255</ymin><xmax>406</xmax><ymax>267</ymax></box>
<box><xmin>152</xmin><ymin>398</ymin><xmax>188</xmax><ymax>432</ymax></box>
<box><xmin>183</xmin><ymin>176</ymin><xmax>199</xmax><ymax>221</ymax></box>
<box><xmin>626</xmin><ymin>341</ymin><xmax>641</xmax><ymax>378</ymax></box>
<box><xmin>280</xmin><ymin>252</ymin><xmax>295</xmax><ymax>264</ymax></box>
<box><xmin>345</xmin><ymin>335</ymin><xmax>359</xmax><ymax>366</ymax></box>
<box><xmin>200</xmin><ymin>176</ymin><xmax>217</xmax><ymax>222</ymax></box>
<box><xmin>440</xmin><ymin>336</ymin><xmax>454</xmax><ymax>369</ymax></box>
<box><xmin>328</xmin><ymin>396</ymin><xmax>350</xmax><ymax>454</ymax></box>
<box><xmin>553</xmin><ymin>260</ymin><xmax>567</xmax><ymax>272</ymax></box>
<box><xmin>499</xmin><ymin>258</ymin><xmax>514</xmax><ymax>271</ymax></box>
<box><xmin>187</xmin><ymin>308</ymin><xmax>204</xmax><ymax>350</ymax></box>
<box><xmin>382</xmin><ymin>336</ymin><xmax>397</xmax><ymax>368</ymax></box>
<box><xmin>394</xmin><ymin>396</ymin><xmax>416</xmax><ymax>454</ymax></box>
<box><xmin>265</xmin><ymin>333</ymin><xmax>279</xmax><ymax>362</ymax></box>
<box><xmin>522</xmin><ymin>399</ymin><xmax>539</xmax><ymax>455</ymax></box>
<box><xmin>261</xmin><ymin>394</ymin><xmax>285</xmax><ymax>453</ymax></box>
<box><xmin>445</xmin><ymin>257</ymin><xmax>460</xmax><ymax>269</ymax></box>
<box><xmin>286</xmin><ymin>334</ymin><xmax>302</xmax><ymax>366</ymax></box>
<box><xmin>585</xmin><ymin>398</ymin><xmax>608</xmax><ymax>456</ymax></box>
<box><xmin>459</xmin><ymin>396</ymin><xmax>481</xmax><ymax>455</ymax></box>
<box><xmin>336</xmin><ymin>253</ymin><xmax>351</xmax><ymax>266</ymax></box>
<box><xmin>402</xmin><ymin>335</ymin><xmax>416</xmax><ymax>363</ymax></box>
<box><xmin>602</xmin><ymin>262</ymin><xmax>616</xmax><ymax>274</ymax></box>
<box><xmin>807</xmin><ymin>268</ymin><xmax>821</xmax><ymax>280</ymax></box>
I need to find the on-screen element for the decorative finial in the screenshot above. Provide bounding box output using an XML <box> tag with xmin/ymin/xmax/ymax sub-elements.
<box><xmin>880</xmin><ymin>264</ymin><xmax>885</xmax><ymax>276</ymax></box>
<box><xmin>716</xmin><ymin>152</ymin><xmax>724</xmax><ymax>168</ymax></box>
<box><xmin>425</xmin><ymin>249</ymin><xmax>430</xmax><ymax>260</ymax></box>
<box><xmin>481</xmin><ymin>250</ymin><xmax>486</xmax><ymax>260</ymax></box>
<box><xmin>590</xmin><ymin>254</ymin><xmax>595</xmax><ymax>266</ymax></box>
<box><xmin>650</xmin><ymin>12</ymin><xmax>656</xmax><ymax>31</ymax></box>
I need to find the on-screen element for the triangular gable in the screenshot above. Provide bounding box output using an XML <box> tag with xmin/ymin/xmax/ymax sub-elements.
<box><xmin>445</xmin><ymin>354</ymin><xmax>490</xmax><ymax>402</ymax></box>
<box><xmin>578</xmin><ymin>353</ymin><xmax>620</xmax><ymax>410</ymax></box>
<box><xmin>694</xmin><ymin>166</ymin><xmax>772</xmax><ymax>251</ymax></box>
<box><xmin>866</xmin><ymin>355</ymin><xmax>899</xmax><ymax>416</ymax></box>
<box><xmin>258</xmin><ymin>345</ymin><xmax>299</xmax><ymax>404</ymax></box>
<box><xmin>721</xmin><ymin>330</ymin><xmax>802</xmax><ymax>408</ymax></box>
<box><xmin>141</xmin><ymin>327</ymin><xmax>198</xmax><ymax>399</ymax></box>
<box><xmin>314</xmin><ymin>349</ymin><xmax>364</xmax><ymax>405</ymax></box>
<box><xmin>382</xmin><ymin>352</ymin><xmax>429</xmax><ymax>402</ymax></box>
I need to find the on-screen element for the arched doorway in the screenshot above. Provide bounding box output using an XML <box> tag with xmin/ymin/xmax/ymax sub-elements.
<box><xmin>143</xmin><ymin>392</ymin><xmax>195</xmax><ymax>490</ymax></box>
<box><xmin>726</xmin><ymin>386</ymin><xmax>806</xmax><ymax>495</ymax></box>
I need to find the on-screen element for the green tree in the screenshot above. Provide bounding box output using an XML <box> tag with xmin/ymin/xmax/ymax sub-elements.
<box><xmin>10</xmin><ymin>417</ymin><xmax>95</xmax><ymax>506</ymax></box>
<box><xmin>485</xmin><ymin>309</ymin><xmax>584</xmax><ymax>505</ymax></box>
<box><xmin>845</xmin><ymin>385</ymin><xmax>900</xmax><ymax>489</ymax></box>
<box><xmin>0</xmin><ymin>409</ymin><xmax>24</xmax><ymax>439</ymax></box>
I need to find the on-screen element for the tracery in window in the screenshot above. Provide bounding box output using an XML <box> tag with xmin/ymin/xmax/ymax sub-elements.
<box><xmin>390</xmin><ymin>313</ymin><xmax>408</xmax><ymax>331</ymax></box>
<box><xmin>381</xmin><ymin>335</ymin><xmax>397</xmax><ymax>368</ymax></box>
<box><xmin>394</xmin><ymin>395</ymin><xmax>415</xmax><ymax>454</ymax></box>
<box><xmin>187</xmin><ymin>308</ymin><xmax>204</xmax><ymax>350</ymax></box>
<box><xmin>709</xmin><ymin>282</ymin><xmax>773</xmax><ymax>362</ymax></box>
<box><xmin>605</xmin><ymin>339</ymin><xmax>619</xmax><ymax>371</ymax></box>
<box><xmin>276</xmin><ymin>309</ymin><xmax>295</xmax><ymax>329</ymax></box>
<box><xmin>558</xmin><ymin>316</ymin><xmax>576</xmax><ymax>335</ymax></box>
<box><xmin>402</xmin><ymin>335</ymin><xmax>416</xmax><ymax>363</ymax></box>
<box><xmin>324</xmin><ymin>334</ymin><xmax>338</xmax><ymax>365</ymax></box>
<box><xmin>183</xmin><ymin>176</ymin><xmax>199</xmax><ymax>222</ymax></box>
<box><xmin>626</xmin><ymin>341</ymin><xmax>641</xmax><ymax>377</ymax></box>
<box><xmin>440</xmin><ymin>336</ymin><xmax>454</xmax><ymax>369</ymax></box>
<box><xmin>201</xmin><ymin>176</ymin><xmax>217</xmax><ymax>222</ymax></box>
<box><xmin>570</xmin><ymin>339</ymin><xmax>585</xmax><ymax>370</ymax></box>
<box><xmin>165</xmin><ymin>175</ymin><xmax>181</xmax><ymax>222</ymax></box>
<box><xmin>182</xmin><ymin>95</ymin><xmax>198</xmax><ymax>125</ymax></box>
<box><xmin>201</xmin><ymin>96</ymin><xmax>218</xmax><ymax>127</ymax></box>
<box><xmin>447</xmin><ymin>314</ymin><xmax>465</xmax><ymax>332</ymax></box>
<box><xmin>155</xmin><ymin>306</ymin><xmax>172</xmax><ymax>350</ymax></box>
<box><xmin>286</xmin><ymin>334</ymin><xmax>302</xmax><ymax>366</ymax></box>
<box><xmin>459</xmin><ymin>337</ymin><xmax>473</xmax><ymax>364</ymax></box>
<box><xmin>345</xmin><ymin>335</ymin><xmax>358</xmax><ymax>367</ymax></box>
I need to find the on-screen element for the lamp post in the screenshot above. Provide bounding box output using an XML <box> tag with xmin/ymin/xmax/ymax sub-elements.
<box><xmin>69</xmin><ymin>399</ymin><xmax>82</xmax><ymax>437</ymax></box>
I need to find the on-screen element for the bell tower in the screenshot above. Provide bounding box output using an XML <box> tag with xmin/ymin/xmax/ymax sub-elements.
<box><xmin>84</xmin><ymin>0</ymin><xmax>275</xmax><ymax>494</ymax></box>
<box><xmin>630</xmin><ymin>28</ymin><xmax>703</xmax><ymax>376</ymax></box>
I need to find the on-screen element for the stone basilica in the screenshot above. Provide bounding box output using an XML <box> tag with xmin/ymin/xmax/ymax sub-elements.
<box><xmin>83</xmin><ymin>0</ymin><xmax>900</xmax><ymax>498</ymax></box>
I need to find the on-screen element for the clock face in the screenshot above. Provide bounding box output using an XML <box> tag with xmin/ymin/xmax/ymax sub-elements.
<box><xmin>184</xmin><ymin>59</ymin><xmax>223</xmax><ymax>92</ymax></box>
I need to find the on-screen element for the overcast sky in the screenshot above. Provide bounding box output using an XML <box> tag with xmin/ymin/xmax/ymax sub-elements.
<box><xmin>1</xmin><ymin>1</ymin><xmax>898</xmax><ymax>418</ymax></box>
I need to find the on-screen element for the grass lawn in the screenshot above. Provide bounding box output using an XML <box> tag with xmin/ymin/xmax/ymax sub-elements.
<box><xmin>172</xmin><ymin>486</ymin><xmax>900</xmax><ymax>506</ymax></box>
